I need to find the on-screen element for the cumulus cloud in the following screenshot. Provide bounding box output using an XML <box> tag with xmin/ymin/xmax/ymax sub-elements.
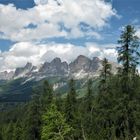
<box><xmin>34</xmin><ymin>0</ymin><xmax>48</xmax><ymax>5</ymax></box>
<box><xmin>136</xmin><ymin>28</ymin><xmax>140</xmax><ymax>38</ymax></box>
<box><xmin>0</xmin><ymin>0</ymin><xmax>117</xmax><ymax>41</ymax></box>
<box><xmin>0</xmin><ymin>42</ymin><xmax>117</xmax><ymax>71</ymax></box>
<box><xmin>86</xmin><ymin>43</ymin><xmax>117</xmax><ymax>60</ymax></box>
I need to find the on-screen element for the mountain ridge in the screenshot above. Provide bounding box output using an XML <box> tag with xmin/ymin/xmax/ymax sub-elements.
<box><xmin>0</xmin><ymin>55</ymin><xmax>118</xmax><ymax>80</ymax></box>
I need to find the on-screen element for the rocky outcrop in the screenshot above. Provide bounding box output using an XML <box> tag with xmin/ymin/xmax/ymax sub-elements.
<box><xmin>39</xmin><ymin>58</ymin><xmax>69</xmax><ymax>76</ymax></box>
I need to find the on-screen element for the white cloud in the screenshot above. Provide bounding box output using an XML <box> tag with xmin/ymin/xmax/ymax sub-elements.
<box><xmin>86</xmin><ymin>43</ymin><xmax>117</xmax><ymax>60</ymax></box>
<box><xmin>136</xmin><ymin>29</ymin><xmax>140</xmax><ymax>38</ymax></box>
<box><xmin>34</xmin><ymin>0</ymin><xmax>48</xmax><ymax>5</ymax></box>
<box><xmin>0</xmin><ymin>42</ymin><xmax>117</xmax><ymax>71</ymax></box>
<box><xmin>0</xmin><ymin>0</ymin><xmax>117</xmax><ymax>41</ymax></box>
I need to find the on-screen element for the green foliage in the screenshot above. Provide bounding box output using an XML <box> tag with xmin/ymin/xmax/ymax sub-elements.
<box><xmin>41</xmin><ymin>103</ymin><xmax>72</xmax><ymax>140</ymax></box>
<box><xmin>24</xmin><ymin>96</ymin><xmax>41</xmax><ymax>140</ymax></box>
<box><xmin>85</xmin><ymin>79</ymin><xmax>93</xmax><ymax>112</ymax></box>
<box><xmin>99</xmin><ymin>58</ymin><xmax>112</xmax><ymax>93</ymax></box>
<box><xmin>101</xmin><ymin>58</ymin><xmax>112</xmax><ymax>80</ymax></box>
<box><xmin>3</xmin><ymin>122</ymin><xmax>14</xmax><ymax>140</ymax></box>
<box><xmin>117</xmin><ymin>25</ymin><xmax>140</xmax><ymax>73</ymax></box>
<box><xmin>13</xmin><ymin>121</ymin><xmax>23</xmax><ymax>140</ymax></box>
<box><xmin>65</xmin><ymin>79</ymin><xmax>77</xmax><ymax>123</ymax></box>
<box><xmin>117</xmin><ymin>25</ymin><xmax>140</xmax><ymax>93</ymax></box>
<box><xmin>40</xmin><ymin>80</ymin><xmax>53</xmax><ymax>110</ymax></box>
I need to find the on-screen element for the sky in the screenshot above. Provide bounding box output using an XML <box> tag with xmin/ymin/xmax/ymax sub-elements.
<box><xmin>0</xmin><ymin>0</ymin><xmax>140</xmax><ymax>71</ymax></box>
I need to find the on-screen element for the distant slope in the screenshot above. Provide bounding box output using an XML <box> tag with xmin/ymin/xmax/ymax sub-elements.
<box><xmin>0</xmin><ymin>78</ymin><xmax>37</xmax><ymax>102</ymax></box>
<box><xmin>0</xmin><ymin>76</ymin><xmax>99</xmax><ymax>103</ymax></box>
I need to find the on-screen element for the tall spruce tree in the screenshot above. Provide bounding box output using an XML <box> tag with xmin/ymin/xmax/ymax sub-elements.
<box><xmin>24</xmin><ymin>95</ymin><xmax>41</xmax><ymax>140</ymax></box>
<box><xmin>4</xmin><ymin>122</ymin><xmax>14</xmax><ymax>140</ymax></box>
<box><xmin>81</xmin><ymin>79</ymin><xmax>94</xmax><ymax>139</ymax></box>
<box><xmin>114</xmin><ymin>25</ymin><xmax>140</xmax><ymax>139</ymax></box>
<box><xmin>13</xmin><ymin>121</ymin><xmax>23</xmax><ymax>140</ymax></box>
<box><xmin>95</xmin><ymin>58</ymin><xmax>114</xmax><ymax>139</ymax></box>
<box><xmin>117</xmin><ymin>25</ymin><xmax>140</xmax><ymax>93</ymax></box>
<box><xmin>99</xmin><ymin>58</ymin><xmax>112</xmax><ymax>93</ymax></box>
<box><xmin>85</xmin><ymin>79</ymin><xmax>93</xmax><ymax>112</ymax></box>
<box><xmin>40</xmin><ymin>80</ymin><xmax>53</xmax><ymax>111</ymax></box>
<box><xmin>65</xmin><ymin>79</ymin><xmax>77</xmax><ymax>123</ymax></box>
<box><xmin>65</xmin><ymin>79</ymin><xmax>81</xmax><ymax>139</ymax></box>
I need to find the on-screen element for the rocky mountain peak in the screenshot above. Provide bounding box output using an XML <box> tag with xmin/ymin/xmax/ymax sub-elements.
<box><xmin>69</xmin><ymin>55</ymin><xmax>91</xmax><ymax>73</ymax></box>
<box><xmin>25</xmin><ymin>62</ymin><xmax>32</xmax><ymax>69</ymax></box>
<box><xmin>51</xmin><ymin>57</ymin><xmax>61</xmax><ymax>64</ymax></box>
<box><xmin>76</xmin><ymin>55</ymin><xmax>90</xmax><ymax>62</ymax></box>
<box><xmin>14</xmin><ymin>62</ymin><xmax>34</xmax><ymax>78</ymax></box>
<box><xmin>39</xmin><ymin>58</ymin><xmax>69</xmax><ymax>76</ymax></box>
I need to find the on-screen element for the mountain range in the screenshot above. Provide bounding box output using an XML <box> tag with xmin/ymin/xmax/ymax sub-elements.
<box><xmin>0</xmin><ymin>55</ymin><xmax>118</xmax><ymax>81</ymax></box>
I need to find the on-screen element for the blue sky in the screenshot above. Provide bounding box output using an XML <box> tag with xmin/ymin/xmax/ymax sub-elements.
<box><xmin>0</xmin><ymin>0</ymin><xmax>140</xmax><ymax>71</ymax></box>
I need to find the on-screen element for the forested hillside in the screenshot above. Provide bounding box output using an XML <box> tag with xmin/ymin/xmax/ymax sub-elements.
<box><xmin>0</xmin><ymin>25</ymin><xmax>140</xmax><ymax>140</ymax></box>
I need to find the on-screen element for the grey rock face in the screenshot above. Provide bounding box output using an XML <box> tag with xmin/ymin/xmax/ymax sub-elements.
<box><xmin>69</xmin><ymin>55</ymin><xmax>100</xmax><ymax>74</ymax></box>
<box><xmin>39</xmin><ymin>58</ymin><xmax>69</xmax><ymax>76</ymax></box>
<box><xmin>90</xmin><ymin>57</ymin><xmax>100</xmax><ymax>72</ymax></box>
<box><xmin>14</xmin><ymin>62</ymin><xmax>35</xmax><ymax>78</ymax></box>
<box><xmin>69</xmin><ymin>55</ymin><xmax>91</xmax><ymax>73</ymax></box>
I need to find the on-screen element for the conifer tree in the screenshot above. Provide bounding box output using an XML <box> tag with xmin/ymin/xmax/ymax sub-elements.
<box><xmin>41</xmin><ymin>103</ymin><xmax>72</xmax><ymax>140</ymax></box>
<box><xmin>65</xmin><ymin>79</ymin><xmax>81</xmax><ymax>139</ymax></box>
<box><xmin>40</xmin><ymin>80</ymin><xmax>53</xmax><ymax>110</ymax></box>
<box><xmin>13</xmin><ymin>121</ymin><xmax>23</xmax><ymax>140</ymax></box>
<box><xmin>99</xmin><ymin>58</ymin><xmax>112</xmax><ymax>93</ymax></box>
<box><xmin>117</xmin><ymin>25</ymin><xmax>140</xmax><ymax>93</ymax></box>
<box><xmin>81</xmin><ymin>79</ymin><xmax>94</xmax><ymax>139</ymax></box>
<box><xmin>114</xmin><ymin>25</ymin><xmax>140</xmax><ymax>139</ymax></box>
<box><xmin>95</xmin><ymin>58</ymin><xmax>114</xmax><ymax>139</ymax></box>
<box><xmin>25</xmin><ymin>95</ymin><xmax>41</xmax><ymax>140</ymax></box>
<box><xmin>85</xmin><ymin>79</ymin><xmax>93</xmax><ymax>112</ymax></box>
<box><xmin>0</xmin><ymin>126</ymin><xmax>3</xmax><ymax>140</ymax></box>
<box><xmin>4</xmin><ymin>122</ymin><xmax>14</xmax><ymax>140</ymax></box>
<box><xmin>65</xmin><ymin>79</ymin><xmax>77</xmax><ymax>122</ymax></box>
